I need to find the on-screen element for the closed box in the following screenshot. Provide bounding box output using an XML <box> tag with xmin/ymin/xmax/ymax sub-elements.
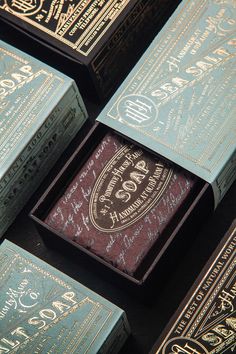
<box><xmin>31</xmin><ymin>0</ymin><xmax>236</xmax><ymax>284</ymax></box>
<box><xmin>151</xmin><ymin>220</ymin><xmax>236</xmax><ymax>354</ymax></box>
<box><xmin>0</xmin><ymin>40</ymin><xmax>88</xmax><ymax>237</ymax></box>
<box><xmin>0</xmin><ymin>239</ymin><xmax>129</xmax><ymax>353</ymax></box>
<box><xmin>0</xmin><ymin>0</ymin><xmax>181</xmax><ymax>100</ymax></box>
<box><xmin>98</xmin><ymin>0</ymin><xmax>236</xmax><ymax>208</ymax></box>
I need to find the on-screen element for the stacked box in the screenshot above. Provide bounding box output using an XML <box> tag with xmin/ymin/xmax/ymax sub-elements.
<box><xmin>0</xmin><ymin>239</ymin><xmax>130</xmax><ymax>353</ymax></box>
<box><xmin>0</xmin><ymin>40</ymin><xmax>88</xmax><ymax>237</ymax></box>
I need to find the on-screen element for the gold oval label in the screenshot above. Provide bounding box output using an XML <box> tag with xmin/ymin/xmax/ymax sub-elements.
<box><xmin>89</xmin><ymin>143</ymin><xmax>173</xmax><ymax>232</ymax></box>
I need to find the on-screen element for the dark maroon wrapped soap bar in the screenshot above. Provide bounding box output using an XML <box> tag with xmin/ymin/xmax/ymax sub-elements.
<box><xmin>45</xmin><ymin>133</ymin><xmax>196</xmax><ymax>275</ymax></box>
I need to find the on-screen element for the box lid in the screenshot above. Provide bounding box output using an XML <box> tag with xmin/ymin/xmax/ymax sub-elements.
<box><xmin>0</xmin><ymin>239</ymin><xmax>129</xmax><ymax>353</ymax></box>
<box><xmin>97</xmin><ymin>0</ymin><xmax>236</xmax><ymax>207</ymax></box>
<box><xmin>0</xmin><ymin>39</ymin><xmax>87</xmax><ymax>180</ymax></box>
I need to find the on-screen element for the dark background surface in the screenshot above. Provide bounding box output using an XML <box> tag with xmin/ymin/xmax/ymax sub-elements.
<box><xmin>1</xmin><ymin>3</ymin><xmax>236</xmax><ymax>353</ymax></box>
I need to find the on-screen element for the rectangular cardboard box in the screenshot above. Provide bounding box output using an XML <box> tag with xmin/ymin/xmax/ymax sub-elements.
<box><xmin>151</xmin><ymin>220</ymin><xmax>236</xmax><ymax>354</ymax></box>
<box><xmin>31</xmin><ymin>122</ymin><xmax>212</xmax><ymax>285</ymax></box>
<box><xmin>98</xmin><ymin>0</ymin><xmax>236</xmax><ymax>208</ymax></box>
<box><xmin>0</xmin><ymin>0</ymin><xmax>181</xmax><ymax>100</ymax></box>
<box><xmin>31</xmin><ymin>0</ymin><xmax>236</xmax><ymax>284</ymax></box>
<box><xmin>0</xmin><ymin>239</ymin><xmax>129</xmax><ymax>353</ymax></box>
<box><xmin>0</xmin><ymin>40</ymin><xmax>88</xmax><ymax>237</ymax></box>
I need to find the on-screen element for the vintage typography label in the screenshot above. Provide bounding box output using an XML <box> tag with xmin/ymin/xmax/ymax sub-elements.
<box><xmin>0</xmin><ymin>43</ymin><xmax>65</xmax><ymax>168</ymax></box>
<box><xmin>0</xmin><ymin>40</ymin><xmax>87</xmax><ymax>237</ymax></box>
<box><xmin>45</xmin><ymin>132</ymin><xmax>194</xmax><ymax>275</ymax></box>
<box><xmin>154</xmin><ymin>222</ymin><xmax>236</xmax><ymax>354</ymax></box>
<box><xmin>0</xmin><ymin>240</ymin><xmax>127</xmax><ymax>353</ymax></box>
<box><xmin>89</xmin><ymin>143</ymin><xmax>173</xmax><ymax>232</ymax></box>
<box><xmin>0</xmin><ymin>0</ymin><xmax>132</xmax><ymax>56</ymax></box>
<box><xmin>98</xmin><ymin>0</ymin><xmax>236</xmax><ymax>206</ymax></box>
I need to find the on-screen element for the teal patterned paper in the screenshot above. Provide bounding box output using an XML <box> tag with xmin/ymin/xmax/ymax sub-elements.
<box><xmin>98</xmin><ymin>0</ymin><xmax>236</xmax><ymax>207</ymax></box>
<box><xmin>0</xmin><ymin>40</ymin><xmax>88</xmax><ymax>236</ymax></box>
<box><xmin>0</xmin><ymin>240</ymin><xmax>129</xmax><ymax>353</ymax></box>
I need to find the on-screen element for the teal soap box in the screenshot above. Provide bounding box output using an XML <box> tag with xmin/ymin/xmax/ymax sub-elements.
<box><xmin>98</xmin><ymin>0</ymin><xmax>236</xmax><ymax>207</ymax></box>
<box><xmin>0</xmin><ymin>40</ymin><xmax>88</xmax><ymax>237</ymax></box>
<box><xmin>0</xmin><ymin>239</ymin><xmax>130</xmax><ymax>353</ymax></box>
